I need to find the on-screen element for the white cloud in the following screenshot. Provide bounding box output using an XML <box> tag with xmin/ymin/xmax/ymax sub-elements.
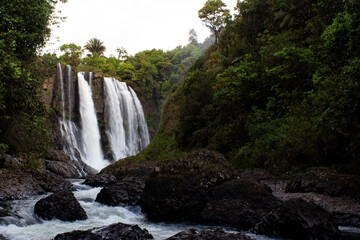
<box><xmin>44</xmin><ymin>0</ymin><xmax>238</xmax><ymax>56</ymax></box>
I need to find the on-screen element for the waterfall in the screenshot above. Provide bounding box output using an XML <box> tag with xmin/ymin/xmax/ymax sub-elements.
<box><xmin>78</xmin><ymin>73</ymin><xmax>106</xmax><ymax>171</ymax></box>
<box><xmin>58</xmin><ymin>64</ymin><xmax>83</xmax><ymax>175</ymax></box>
<box><xmin>57</xmin><ymin>64</ymin><xmax>149</xmax><ymax>173</ymax></box>
<box><xmin>104</xmin><ymin>77</ymin><xmax>150</xmax><ymax>161</ymax></box>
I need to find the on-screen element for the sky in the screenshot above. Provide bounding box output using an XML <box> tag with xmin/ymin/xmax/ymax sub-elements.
<box><xmin>44</xmin><ymin>0</ymin><xmax>238</xmax><ymax>57</ymax></box>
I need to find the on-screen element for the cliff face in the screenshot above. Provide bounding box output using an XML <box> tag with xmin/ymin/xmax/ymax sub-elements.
<box><xmin>90</xmin><ymin>73</ymin><xmax>105</xmax><ymax>123</ymax></box>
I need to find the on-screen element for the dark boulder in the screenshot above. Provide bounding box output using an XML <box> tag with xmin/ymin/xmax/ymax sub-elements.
<box><xmin>0</xmin><ymin>154</ymin><xmax>74</xmax><ymax>201</ymax></box>
<box><xmin>31</xmin><ymin>170</ymin><xmax>74</xmax><ymax>193</ymax></box>
<box><xmin>95</xmin><ymin>176</ymin><xmax>144</xmax><ymax>206</ymax></box>
<box><xmin>45</xmin><ymin>160</ymin><xmax>81</xmax><ymax>179</ymax></box>
<box><xmin>0</xmin><ymin>234</ymin><xmax>8</xmax><ymax>240</ymax></box>
<box><xmin>333</xmin><ymin>212</ymin><xmax>360</xmax><ymax>228</ymax></box>
<box><xmin>34</xmin><ymin>191</ymin><xmax>87</xmax><ymax>221</ymax></box>
<box><xmin>0</xmin><ymin>168</ymin><xmax>45</xmax><ymax>200</ymax></box>
<box><xmin>84</xmin><ymin>173</ymin><xmax>117</xmax><ymax>187</ymax></box>
<box><xmin>285</xmin><ymin>169</ymin><xmax>360</xmax><ymax>199</ymax></box>
<box><xmin>142</xmin><ymin>171</ymin><xmax>208</xmax><ymax>221</ymax></box>
<box><xmin>53</xmin><ymin>222</ymin><xmax>153</xmax><ymax>240</ymax></box>
<box><xmin>200</xmin><ymin>179</ymin><xmax>281</xmax><ymax>230</ymax></box>
<box><xmin>141</xmin><ymin>150</ymin><xmax>237</xmax><ymax>221</ymax></box>
<box><xmin>166</xmin><ymin>229</ymin><xmax>253</xmax><ymax>240</ymax></box>
<box><xmin>253</xmin><ymin>198</ymin><xmax>341</xmax><ymax>240</ymax></box>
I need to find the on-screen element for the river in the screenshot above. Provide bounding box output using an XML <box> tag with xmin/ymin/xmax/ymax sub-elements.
<box><xmin>0</xmin><ymin>180</ymin><xmax>280</xmax><ymax>240</ymax></box>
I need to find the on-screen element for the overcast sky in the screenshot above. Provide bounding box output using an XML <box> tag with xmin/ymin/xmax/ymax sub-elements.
<box><xmin>44</xmin><ymin>0</ymin><xmax>238</xmax><ymax>56</ymax></box>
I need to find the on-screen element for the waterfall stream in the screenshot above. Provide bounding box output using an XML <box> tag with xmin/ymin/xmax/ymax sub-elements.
<box><xmin>78</xmin><ymin>73</ymin><xmax>107</xmax><ymax>171</ymax></box>
<box><xmin>104</xmin><ymin>77</ymin><xmax>150</xmax><ymax>160</ymax></box>
<box><xmin>57</xmin><ymin>64</ymin><xmax>150</xmax><ymax>173</ymax></box>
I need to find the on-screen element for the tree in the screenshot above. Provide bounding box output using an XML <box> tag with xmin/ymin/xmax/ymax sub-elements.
<box><xmin>60</xmin><ymin>43</ymin><xmax>83</xmax><ymax>67</ymax></box>
<box><xmin>188</xmin><ymin>28</ymin><xmax>198</xmax><ymax>45</ymax></box>
<box><xmin>0</xmin><ymin>0</ymin><xmax>66</xmax><ymax>156</ymax></box>
<box><xmin>84</xmin><ymin>38</ymin><xmax>106</xmax><ymax>56</ymax></box>
<box><xmin>116</xmin><ymin>46</ymin><xmax>128</xmax><ymax>60</ymax></box>
<box><xmin>0</xmin><ymin>0</ymin><xmax>66</xmax><ymax>62</ymax></box>
<box><xmin>198</xmin><ymin>0</ymin><xmax>230</xmax><ymax>45</ymax></box>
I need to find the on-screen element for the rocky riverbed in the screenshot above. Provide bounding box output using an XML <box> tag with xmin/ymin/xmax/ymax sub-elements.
<box><xmin>1</xmin><ymin>150</ymin><xmax>360</xmax><ymax>239</ymax></box>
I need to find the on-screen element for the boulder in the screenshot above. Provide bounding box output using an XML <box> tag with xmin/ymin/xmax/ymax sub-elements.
<box><xmin>0</xmin><ymin>168</ymin><xmax>45</xmax><ymax>200</ymax></box>
<box><xmin>285</xmin><ymin>168</ymin><xmax>360</xmax><ymax>199</ymax></box>
<box><xmin>141</xmin><ymin>150</ymin><xmax>237</xmax><ymax>221</ymax></box>
<box><xmin>95</xmin><ymin>176</ymin><xmax>144</xmax><ymax>206</ymax></box>
<box><xmin>200</xmin><ymin>179</ymin><xmax>281</xmax><ymax>230</ymax></box>
<box><xmin>31</xmin><ymin>170</ymin><xmax>74</xmax><ymax>193</ymax></box>
<box><xmin>53</xmin><ymin>222</ymin><xmax>153</xmax><ymax>240</ymax></box>
<box><xmin>333</xmin><ymin>212</ymin><xmax>360</xmax><ymax>228</ymax></box>
<box><xmin>253</xmin><ymin>198</ymin><xmax>341</xmax><ymax>240</ymax></box>
<box><xmin>0</xmin><ymin>154</ymin><xmax>74</xmax><ymax>201</ymax></box>
<box><xmin>34</xmin><ymin>191</ymin><xmax>87</xmax><ymax>221</ymax></box>
<box><xmin>166</xmin><ymin>229</ymin><xmax>253</xmax><ymax>240</ymax></box>
<box><xmin>0</xmin><ymin>234</ymin><xmax>8</xmax><ymax>240</ymax></box>
<box><xmin>83</xmin><ymin>173</ymin><xmax>117</xmax><ymax>187</ymax></box>
<box><xmin>45</xmin><ymin>160</ymin><xmax>81</xmax><ymax>178</ymax></box>
<box><xmin>94</xmin><ymin>159</ymin><xmax>155</xmax><ymax>208</ymax></box>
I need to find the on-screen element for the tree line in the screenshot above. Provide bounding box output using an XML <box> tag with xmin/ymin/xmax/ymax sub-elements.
<box><xmin>166</xmin><ymin>0</ymin><xmax>360</xmax><ymax>174</ymax></box>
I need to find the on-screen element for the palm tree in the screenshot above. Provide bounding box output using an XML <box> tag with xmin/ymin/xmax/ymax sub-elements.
<box><xmin>84</xmin><ymin>38</ymin><xmax>106</xmax><ymax>56</ymax></box>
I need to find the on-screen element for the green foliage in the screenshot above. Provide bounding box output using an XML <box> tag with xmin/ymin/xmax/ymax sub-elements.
<box><xmin>59</xmin><ymin>43</ymin><xmax>83</xmax><ymax>67</ymax></box>
<box><xmin>0</xmin><ymin>0</ymin><xmax>62</xmax><ymax>157</ymax></box>
<box><xmin>23</xmin><ymin>152</ymin><xmax>45</xmax><ymax>171</ymax></box>
<box><xmin>198</xmin><ymin>0</ymin><xmax>230</xmax><ymax>44</ymax></box>
<box><xmin>159</xmin><ymin>0</ymin><xmax>360</xmax><ymax>174</ymax></box>
<box><xmin>0</xmin><ymin>0</ymin><xmax>64</xmax><ymax>62</ymax></box>
<box><xmin>84</xmin><ymin>38</ymin><xmax>106</xmax><ymax>56</ymax></box>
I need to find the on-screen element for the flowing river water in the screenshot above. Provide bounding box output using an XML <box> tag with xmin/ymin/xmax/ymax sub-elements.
<box><xmin>0</xmin><ymin>180</ymin><xmax>280</xmax><ymax>240</ymax></box>
<box><xmin>0</xmin><ymin>180</ymin><xmax>360</xmax><ymax>240</ymax></box>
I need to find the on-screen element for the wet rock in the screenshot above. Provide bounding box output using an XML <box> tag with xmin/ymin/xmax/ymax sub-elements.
<box><xmin>34</xmin><ymin>191</ymin><xmax>87</xmax><ymax>221</ymax></box>
<box><xmin>0</xmin><ymin>234</ymin><xmax>8</xmax><ymax>240</ymax></box>
<box><xmin>333</xmin><ymin>212</ymin><xmax>360</xmax><ymax>228</ymax></box>
<box><xmin>94</xmin><ymin>159</ymin><xmax>155</xmax><ymax>208</ymax></box>
<box><xmin>141</xmin><ymin>150</ymin><xmax>237</xmax><ymax>221</ymax></box>
<box><xmin>47</xmin><ymin>150</ymin><xmax>69</xmax><ymax>163</ymax></box>
<box><xmin>0</xmin><ymin>154</ymin><xmax>74</xmax><ymax>201</ymax></box>
<box><xmin>83</xmin><ymin>173</ymin><xmax>117</xmax><ymax>187</ymax></box>
<box><xmin>0</xmin><ymin>168</ymin><xmax>45</xmax><ymax>200</ymax></box>
<box><xmin>253</xmin><ymin>198</ymin><xmax>341</xmax><ymax>240</ymax></box>
<box><xmin>166</xmin><ymin>229</ymin><xmax>253</xmax><ymax>240</ymax></box>
<box><xmin>53</xmin><ymin>222</ymin><xmax>153</xmax><ymax>240</ymax></box>
<box><xmin>200</xmin><ymin>179</ymin><xmax>281</xmax><ymax>230</ymax></box>
<box><xmin>142</xmin><ymin>171</ymin><xmax>208</xmax><ymax>221</ymax></box>
<box><xmin>285</xmin><ymin>169</ymin><xmax>360</xmax><ymax>199</ymax></box>
<box><xmin>31</xmin><ymin>170</ymin><xmax>74</xmax><ymax>193</ymax></box>
<box><xmin>95</xmin><ymin>176</ymin><xmax>144</xmax><ymax>206</ymax></box>
<box><xmin>45</xmin><ymin>160</ymin><xmax>81</xmax><ymax>178</ymax></box>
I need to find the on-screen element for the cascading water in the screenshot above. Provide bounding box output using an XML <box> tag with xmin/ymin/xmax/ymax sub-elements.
<box><xmin>57</xmin><ymin>64</ymin><xmax>150</xmax><ymax>173</ymax></box>
<box><xmin>77</xmin><ymin>73</ymin><xmax>106</xmax><ymax>171</ymax></box>
<box><xmin>58</xmin><ymin>64</ymin><xmax>84</xmax><ymax>175</ymax></box>
<box><xmin>104</xmin><ymin>77</ymin><xmax>150</xmax><ymax>161</ymax></box>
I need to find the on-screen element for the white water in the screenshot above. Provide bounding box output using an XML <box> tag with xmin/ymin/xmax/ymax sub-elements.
<box><xmin>58</xmin><ymin>64</ymin><xmax>84</xmax><ymax>175</ymax></box>
<box><xmin>104</xmin><ymin>77</ymin><xmax>150</xmax><ymax>160</ymax></box>
<box><xmin>58</xmin><ymin>65</ymin><xmax>150</xmax><ymax>172</ymax></box>
<box><xmin>78</xmin><ymin>73</ymin><xmax>107</xmax><ymax>171</ymax></box>
<box><xmin>0</xmin><ymin>182</ymin><xmax>267</xmax><ymax>240</ymax></box>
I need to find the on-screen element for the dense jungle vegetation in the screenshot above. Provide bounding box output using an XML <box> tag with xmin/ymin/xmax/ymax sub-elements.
<box><xmin>1</xmin><ymin>0</ymin><xmax>360</xmax><ymax>174</ymax></box>
<box><xmin>0</xmin><ymin>0</ymin><xmax>66</xmax><ymax>166</ymax></box>
<box><xmin>141</xmin><ymin>0</ymin><xmax>360</xmax><ymax>174</ymax></box>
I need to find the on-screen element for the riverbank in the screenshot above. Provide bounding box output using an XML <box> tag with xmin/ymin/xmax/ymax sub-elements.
<box><xmin>0</xmin><ymin>155</ymin><xmax>73</xmax><ymax>201</ymax></box>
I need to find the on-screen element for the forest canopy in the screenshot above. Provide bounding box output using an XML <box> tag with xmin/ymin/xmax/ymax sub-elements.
<box><xmin>165</xmin><ymin>0</ymin><xmax>360</xmax><ymax>174</ymax></box>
